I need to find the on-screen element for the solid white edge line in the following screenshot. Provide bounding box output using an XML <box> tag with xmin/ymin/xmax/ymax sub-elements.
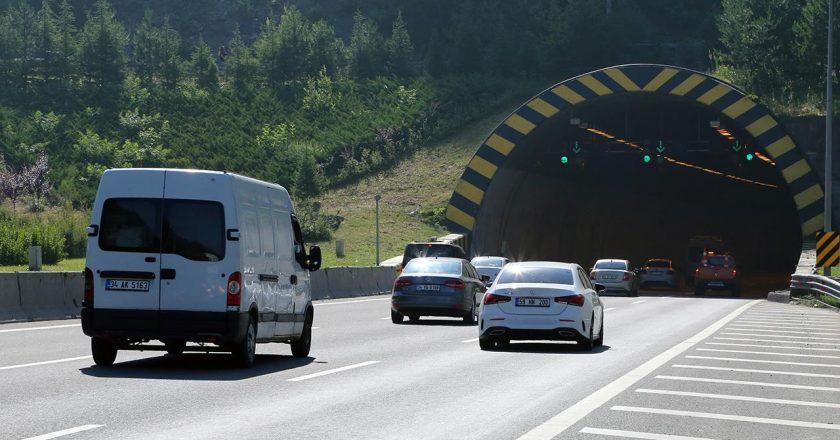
<box><xmin>657</xmin><ymin>374</ymin><xmax>840</xmax><ymax>391</ymax></box>
<box><xmin>632</xmin><ymin>300</ymin><xmax>647</xmax><ymax>304</ymax></box>
<box><xmin>579</xmin><ymin>427</ymin><xmax>715</xmax><ymax>440</ymax></box>
<box><xmin>611</xmin><ymin>405</ymin><xmax>840</xmax><ymax>430</ymax></box>
<box><xmin>22</xmin><ymin>424</ymin><xmax>104</xmax><ymax>440</ymax></box>
<box><xmin>604</xmin><ymin>308</ymin><xmax>616</xmax><ymax>312</ymax></box>
<box><xmin>685</xmin><ymin>355</ymin><xmax>840</xmax><ymax>368</ymax></box>
<box><xmin>636</xmin><ymin>388</ymin><xmax>840</xmax><ymax>409</ymax></box>
<box><xmin>313</xmin><ymin>298</ymin><xmax>390</xmax><ymax>306</ymax></box>
<box><xmin>0</xmin><ymin>356</ymin><xmax>92</xmax><ymax>371</ymax></box>
<box><xmin>696</xmin><ymin>347</ymin><xmax>840</xmax><ymax>359</ymax></box>
<box><xmin>462</xmin><ymin>337</ymin><xmax>480</xmax><ymax>343</ymax></box>
<box><xmin>706</xmin><ymin>342</ymin><xmax>840</xmax><ymax>352</ymax></box>
<box><xmin>287</xmin><ymin>361</ymin><xmax>379</xmax><ymax>382</ymax></box>
<box><xmin>0</xmin><ymin>324</ymin><xmax>81</xmax><ymax>333</ymax></box>
<box><xmin>672</xmin><ymin>364</ymin><xmax>840</xmax><ymax>378</ymax></box>
<box><xmin>514</xmin><ymin>300</ymin><xmax>759</xmax><ymax>440</ymax></box>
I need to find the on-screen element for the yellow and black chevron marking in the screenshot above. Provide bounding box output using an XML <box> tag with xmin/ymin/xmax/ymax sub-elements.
<box><xmin>446</xmin><ymin>64</ymin><xmax>825</xmax><ymax>238</ymax></box>
<box><xmin>816</xmin><ymin>231</ymin><xmax>840</xmax><ymax>267</ymax></box>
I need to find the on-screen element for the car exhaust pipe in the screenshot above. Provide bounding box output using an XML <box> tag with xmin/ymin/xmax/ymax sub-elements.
<box><xmin>558</xmin><ymin>331</ymin><xmax>575</xmax><ymax>337</ymax></box>
<box><xmin>489</xmin><ymin>329</ymin><xmax>506</xmax><ymax>336</ymax></box>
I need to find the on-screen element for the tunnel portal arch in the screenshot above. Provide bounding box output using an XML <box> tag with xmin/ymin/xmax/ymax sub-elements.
<box><xmin>446</xmin><ymin>64</ymin><xmax>825</xmax><ymax>256</ymax></box>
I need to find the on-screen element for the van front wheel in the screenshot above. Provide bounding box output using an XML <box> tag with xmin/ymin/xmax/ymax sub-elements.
<box><xmin>291</xmin><ymin>310</ymin><xmax>313</xmax><ymax>358</ymax></box>
<box><xmin>91</xmin><ymin>337</ymin><xmax>117</xmax><ymax>366</ymax></box>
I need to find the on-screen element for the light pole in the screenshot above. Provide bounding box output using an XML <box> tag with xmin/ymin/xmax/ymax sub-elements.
<box><xmin>374</xmin><ymin>194</ymin><xmax>381</xmax><ymax>265</ymax></box>
<box><xmin>827</xmin><ymin>0</ymin><xmax>834</xmax><ymax>235</ymax></box>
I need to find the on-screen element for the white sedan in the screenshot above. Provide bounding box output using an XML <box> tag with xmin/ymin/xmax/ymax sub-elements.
<box><xmin>478</xmin><ymin>261</ymin><xmax>605</xmax><ymax>351</ymax></box>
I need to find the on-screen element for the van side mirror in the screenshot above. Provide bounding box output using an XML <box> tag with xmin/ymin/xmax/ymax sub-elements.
<box><xmin>226</xmin><ymin>229</ymin><xmax>240</xmax><ymax>241</ymax></box>
<box><xmin>306</xmin><ymin>245</ymin><xmax>322</xmax><ymax>271</ymax></box>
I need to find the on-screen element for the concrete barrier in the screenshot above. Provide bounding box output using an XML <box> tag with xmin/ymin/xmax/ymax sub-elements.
<box><xmin>0</xmin><ymin>273</ymin><xmax>27</xmax><ymax>322</ymax></box>
<box><xmin>18</xmin><ymin>272</ymin><xmax>69</xmax><ymax>321</ymax></box>
<box><xmin>310</xmin><ymin>270</ymin><xmax>330</xmax><ymax>300</ymax></box>
<box><xmin>63</xmin><ymin>272</ymin><xmax>84</xmax><ymax>317</ymax></box>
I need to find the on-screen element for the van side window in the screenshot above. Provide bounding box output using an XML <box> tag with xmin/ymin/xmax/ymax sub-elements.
<box><xmin>99</xmin><ymin>198</ymin><xmax>162</xmax><ymax>253</ymax></box>
<box><xmin>162</xmin><ymin>200</ymin><xmax>225</xmax><ymax>262</ymax></box>
<box><xmin>241</xmin><ymin>209</ymin><xmax>260</xmax><ymax>257</ymax></box>
<box><xmin>275</xmin><ymin>213</ymin><xmax>293</xmax><ymax>260</ymax></box>
<box><xmin>258</xmin><ymin>210</ymin><xmax>275</xmax><ymax>258</ymax></box>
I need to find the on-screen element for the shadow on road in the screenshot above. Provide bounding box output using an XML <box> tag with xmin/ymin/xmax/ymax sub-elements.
<box><xmin>79</xmin><ymin>353</ymin><xmax>316</xmax><ymax>381</ymax></box>
<box><xmin>495</xmin><ymin>342</ymin><xmax>611</xmax><ymax>355</ymax></box>
<box><xmin>398</xmin><ymin>318</ymin><xmax>476</xmax><ymax>327</ymax></box>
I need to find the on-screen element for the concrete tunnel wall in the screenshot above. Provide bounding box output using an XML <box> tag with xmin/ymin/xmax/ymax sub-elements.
<box><xmin>446</xmin><ymin>64</ymin><xmax>822</xmax><ymax>274</ymax></box>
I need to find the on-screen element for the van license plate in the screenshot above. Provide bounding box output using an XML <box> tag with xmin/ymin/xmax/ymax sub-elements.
<box><xmin>516</xmin><ymin>297</ymin><xmax>550</xmax><ymax>307</ymax></box>
<box><xmin>105</xmin><ymin>279</ymin><xmax>150</xmax><ymax>292</ymax></box>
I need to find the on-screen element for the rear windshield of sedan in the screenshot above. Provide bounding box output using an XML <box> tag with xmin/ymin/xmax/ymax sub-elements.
<box><xmin>402</xmin><ymin>260</ymin><xmax>461</xmax><ymax>275</ymax></box>
<box><xmin>594</xmin><ymin>261</ymin><xmax>628</xmax><ymax>270</ymax></box>
<box><xmin>471</xmin><ymin>257</ymin><xmax>505</xmax><ymax>267</ymax></box>
<box><xmin>645</xmin><ymin>260</ymin><xmax>671</xmax><ymax>268</ymax></box>
<box><xmin>702</xmin><ymin>256</ymin><xmax>731</xmax><ymax>267</ymax></box>
<box><xmin>495</xmin><ymin>267</ymin><xmax>573</xmax><ymax>285</ymax></box>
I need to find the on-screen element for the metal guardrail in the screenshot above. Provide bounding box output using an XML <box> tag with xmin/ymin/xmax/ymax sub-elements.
<box><xmin>790</xmin><ymin>274</ymin><xmax>840</xmax><ymax>302</ymax></box>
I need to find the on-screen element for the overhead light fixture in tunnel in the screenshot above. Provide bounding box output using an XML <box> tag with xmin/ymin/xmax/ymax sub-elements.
<box><xmin>709</xmin><ymin>120</ymin><xmax>721</xmax><ymax>128</ymax></box>
<box><xmin>570</xmin><ymin>117</ymin><xmax>581</xmax><ymax>126</ymax></box>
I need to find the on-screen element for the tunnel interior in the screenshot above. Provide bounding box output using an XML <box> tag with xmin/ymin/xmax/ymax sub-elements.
<box><xmin>473</xmin><ymin>93</ymin><xmax>802</xmax><ymax>285</ymax></box>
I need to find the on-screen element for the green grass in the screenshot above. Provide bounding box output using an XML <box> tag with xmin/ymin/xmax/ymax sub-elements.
<box><xmin>316</xmin><ymin>106</ymin><xmax>514</xmax><ymax>267</ymax></box>
<box><xmin>0</xmin><ymin>258</ymin><xmax>85</xmax><ymax>272</ymax></box>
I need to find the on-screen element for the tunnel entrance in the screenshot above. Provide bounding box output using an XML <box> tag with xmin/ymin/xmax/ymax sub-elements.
<box><xmin>446</xmin><ymin>65</ymin><xmax>824</xmax><ymax>292</ymax></box>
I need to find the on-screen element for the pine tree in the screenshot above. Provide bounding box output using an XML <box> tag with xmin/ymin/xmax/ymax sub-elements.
<box><xmin>80</xmin><ymin>0</ymin><xmax>128</xmax><ymax>91</ymax></box>
<box><xmin>348</xmin><ymin>11</ymin><xmax>387</xmax><ymax>79</ymax></box>
<box><xmin>254</xmin><ymin>6</ymin><xmax>309</xmax><ymax>87</ymax></box>
<box><xmin>190</xmin><ymin>36</ymin><xmax>219</xmax><ymax>90</ymax></box>
<box><xmin>157</xmin><ymin>17</ymin><xmax>182</xmax><ymax>90</ymax></box>
<box><xmin>9</xmin><ymin>2</ymin><xmax>37</xmax><ymax>88</ymax></box>
<box><xmin>386</xmin><ymin>11</ymin><xmax>414</xmax><ymax>77</ymax></box>
<box><xmin>307</xmin><ymin>19</ymin><xmax>345</xmax><ymax>78</ymax></box>
<box><xmin>36</xmin><ymin>0</ymin><xmax>58</xmax><ymax>84</ymax></box>
<box><xmin>55</xmin><ymin>0</ymin><xmax>78</xmax><ymax>87</ymax></box>
<box><xmin>132</xmin><ymin>9</ymin><xmax>156</xmax><ymax>85</ymax></box>
<box><xmin>226</xmin><ymin>26</ymin><xmax>258</xmax><ymax>96</ymax></box>
<box><xmin>293</xmin><ymin>155</ymin><xmax>321</xmax><ymax>198</ymax></box>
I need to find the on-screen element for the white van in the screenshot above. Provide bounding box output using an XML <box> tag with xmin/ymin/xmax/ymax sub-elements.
<box><xmin>81</xmin><ymin>169</ymin><xmax>322</xmax><ymax>367</ymax></box>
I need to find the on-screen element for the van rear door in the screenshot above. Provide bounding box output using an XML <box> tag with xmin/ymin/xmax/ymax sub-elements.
<box><xmin>159</xmin><ymin>172</ymin><xmax>230</xmax><ymax>312</ymax></box>
<box><xmin>93</xmin><ymin>171</ymin><xmax>164</xmax><ymax>311</ymax></box>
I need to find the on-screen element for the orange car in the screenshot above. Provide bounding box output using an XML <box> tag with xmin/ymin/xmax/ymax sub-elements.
<box><xmin>694</xmin><ymin>254</ymin><xmax>740</xmax><ymax>296</ymax></box>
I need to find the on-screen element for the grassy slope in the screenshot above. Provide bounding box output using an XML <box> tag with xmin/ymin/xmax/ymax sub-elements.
<box><xmin>317</xmin><ymin>108</ymin><xmax>513</xmax><ymax>267</ymax></box>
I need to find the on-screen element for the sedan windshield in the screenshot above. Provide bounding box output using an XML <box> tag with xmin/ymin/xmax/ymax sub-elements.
<box><xmin>594</xmin><ymin>261</ymin><xmax>628</xmax><ymax>270</ymax></box>
<box><xmin>703</xmin><ymin>256</ymin><xmax>730</xmax><ymax>267</ymax></box>
<box><xmin>471</xmin><ymin>257</ymin><xmax>505</xmax><ymax>267</ymax></box>
<box><xmin>496</xmin><ymin>267</ymin><xmax>573</xmax><ymax>285</ymax></box>
<box><xmin>402</xmin><ymin>260</ymin><xmax>461</xmax><ymax>275</ymax></box>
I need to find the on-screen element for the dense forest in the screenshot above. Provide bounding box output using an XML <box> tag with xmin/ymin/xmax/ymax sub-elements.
<box><xmin>0</xmin><ymin>0</ymin><xmax>835</xmax><ymax>263</ymax></box>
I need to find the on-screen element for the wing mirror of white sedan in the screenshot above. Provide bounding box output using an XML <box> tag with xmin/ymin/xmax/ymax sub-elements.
<box><xmin>594</xmin><ymin>283</ymin><xmax>607</xmax><ymax>293</ymax></box>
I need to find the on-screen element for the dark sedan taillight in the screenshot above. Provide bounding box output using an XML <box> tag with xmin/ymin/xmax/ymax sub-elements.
<box><xmin>444</xmin><ymin>279</ymin><xmax>466</xmax><ymax>290</ymax></box>
<box><xmin>483</xmin><ymin>293</ymin><xmax>511</xmax><ymax>305</ymax></box>
<box><xmin>394</xmin><ymin>277</ymin><xmax>413</xmax><ymax>290</ymax></box>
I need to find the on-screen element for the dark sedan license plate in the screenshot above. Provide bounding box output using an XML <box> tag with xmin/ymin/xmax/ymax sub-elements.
<box><xmin>516</xmin><ymin>297</ymin><xmax>550</xmax><ymax>307</ymax></box>
<box><xmin>105</xmin><ymin>279</ymin><xmax>150</xmax><ymax>292</ymax></box>
<box><xmin>708</xmin><ymin>281</ymin><xmax>725</xmax><ymax>287</ymax></box>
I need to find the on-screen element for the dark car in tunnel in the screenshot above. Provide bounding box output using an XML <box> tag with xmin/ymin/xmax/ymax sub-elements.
<box><xmin>639</xmin><ymin>259</ymin><xmax>680</xmax><ymax>290</ymax></box>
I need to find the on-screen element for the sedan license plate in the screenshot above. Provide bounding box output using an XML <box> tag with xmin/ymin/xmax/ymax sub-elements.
<box><xmin>515</xmin><ymin>297</ymin><xmax>550</xmax><ymax>307</ymax></box>
<box><xmin>416</xmin><ymin>284</ymin><xmax>440</xmax><ymax>292</ymax></box>
<box><xmin>708</xmin><ymin>281</ymin><xmax>725</xmax><ymax>287</ymax></box>
<box><xmin>105</xmin><ymin>279</ymin><xmax>150</xmax><ymax>292</ymax></box>
<box><xmin>602</xmin><ymin>275</ymin><xmax>617</xmax><ymax>280</ymax></box>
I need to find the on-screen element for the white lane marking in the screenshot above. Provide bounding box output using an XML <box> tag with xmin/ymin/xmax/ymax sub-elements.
<box><xmin>672</xmin><ymin>364</ymin><xmax>840</xmax><ymax>379</ymax></box>
<box><xmin>636</xmin><ymin>388</ymin><xmax>840</xmax><ymax>409</ymax></box>
<box><xmin>514</xmin><ymin>300</ymin><xmax>758</xmax><ymax>440</ymax></box>
<box><xmin>0</xmin><ymin>356</ymin><xmax>92</xmax><ymax>371</ymax></box>
<box><xmin>685</xmin><ymin>355</ymin><xmax>840</xmax><ymax>368</ymax></box>
<box><xmin>579</xmin><ymin>427</ymin><xmax>714</xmax><ymax>440</ymax></box>
<box><xmin>604</xmin><ymin>308</ymin><xmax>616</xmax><ymax>312</ymax></box>
<box><xmin>706</xmin><ymin>342</ymin><xmax>840</xmax><ymax>352</ymax></box>
<box><xmin>632</xmin><ymin>300</ymin><xmax>647</xmax><ymax>304</ymax></box>
<box><xmin>737</xmin><ymin>318</ymin><xmax>840</xmax><ymax>327</ymax></box>
<box><xmin>657</xmin><ymin>374</ymin><xmax>840</xmax><ymax>392</ymax></box>
<box><xmin>725</xmin><ymin>327</ymin><xmax>840</xmax><ymax>336</ymax></box>
<box><xmin>714</xmin><ymin>337</ymin><xmax>840</xmax><ymax>346</ymax></box>
<box><xmin>462</xmin><ymin>337</ymin><xmax>479</xmax><ymax>343</ymax></box>
<box><xmin>379</xmin><ymin>317</ymin><xmax>391</xmax><ymax>320</ymax></box>
<box><xmin>721</xmin><ymin>332</ymin><xmax>840</xmax><ymax>341</ymax></box>
<box><xmin>0</xmin><ymin>324</ymin><xmax>81</xmax><ymax>333</ymax></box>
<box><xmin>313</xmin><ymin>298</ymin><xmax>390</xmax><ymax>306</ymax></box>
<box><xmin>21</xmin><ymin>424</ymin><xmax>104</xmax><ymax>440</ymax></box>
<box><xmin>311</xmin><ymin>327</ymin><xmax>321</xmax><ymax>329</ymax></box>
<box><xmin>732</xmin><ymin>322</ymin><xmax>840</xmax><ymax>330</ymax></box>
<box><xmin>696</xmin><ymin>347</ymin><xmax>840</xmax><ymax>359</ymax></box>
<box><xmin>287</xmin><ymin>361</ymin><xmax>379</xmax><ymax>382</ymax></box>
<box><xmin>611</xmin><ymin>405</ymin><xmax>840</xmax><ymax>431</ymax></box>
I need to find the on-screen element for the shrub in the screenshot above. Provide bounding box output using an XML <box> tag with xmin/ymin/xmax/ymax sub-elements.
<box><xmin>0</xmin><ymin>219</ymin><xmax>67</xmax><ymax>265</ymax></box>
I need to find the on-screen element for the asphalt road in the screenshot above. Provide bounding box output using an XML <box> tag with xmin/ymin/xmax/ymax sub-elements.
<box><xmin>1</xmin><ymin>291</ymin><xmax>838</xmax><ymax>440</ymax></box>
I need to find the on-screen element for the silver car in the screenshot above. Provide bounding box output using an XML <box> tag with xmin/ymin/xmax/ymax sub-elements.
<box><xmin>639</xmin><ymin>259</ymin><xmax>680</xmax><ymax>290</ymax></box>
<box><xmin>470</xmin><ymin>256</ymin><xmax>510</xmax><ymax>287</ymax></box>
<box><xmin>589</xmin><ymin>259</ymin><xmax>639</xmax><ymax>296</ymax></box>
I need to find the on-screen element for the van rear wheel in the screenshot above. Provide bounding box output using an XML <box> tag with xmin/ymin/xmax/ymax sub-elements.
<box><xmin>91</xmin><ymin>337</ymin><xmax>117</xmax><ymax>366</ymax></box>
<box><xmin>291</xmin><ymin>310</ymin><xmax>313</xmax><ymax>358</ymax></box>
<box><xmin>232</xmin><ymin>316</ymin><xmax>257</xmax><ymax>368</ymax></box>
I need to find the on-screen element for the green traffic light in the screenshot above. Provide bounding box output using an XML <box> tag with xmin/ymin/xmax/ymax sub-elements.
<box><xmin>746</xmin><ymin>153</ymin><xmax>754</xmax><ymax>161</ymax></box>
<box><xmin>561</xmin><ymin>156</ymin><xmax>569</xmax><ymax>164</ymax></box>
<box><xmin>643</xmin><ymin>154</ymin><xmax>651</xmax><ymax>163</ymax></box>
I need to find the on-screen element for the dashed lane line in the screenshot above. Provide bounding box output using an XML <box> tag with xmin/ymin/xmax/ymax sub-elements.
<box><xmin>611</xmin><ymin>406</ymin><xmax>840</xmax><ymax>431</ymax></box>
<box><xmin>287</xmin><ymin>361</ymin><xmax>379</xmax><ymax>382</ymax></box>
<box><xmin>636</xmin><ymin>388</ymin><xmax>840</xmax><ymax>409</ymax></box>
<box><xmin>695</xmin><ymin>347</ymin><xmax>840</xmax><ymax>359</ymax></box>
<box><xmin>604</xmin><ymin>308</ymin><xmax>617</xmax><ymax>312</ymax></box>
<box><xmin>514</xmin><ymin>300</ymin><xmax>758</xmax><ymax>440</ymax></box>
<box><xmin>705</xmin><ymin>342</ymin><xmax>840</xmax><ymax>352</ymax></box>
<box><xmin>462</xmin><ymin>337</ymin><xmax>479</xmax><ymax>343</ymax></box>
<box><xmin>21</xmin><ymin>425</ymin><xmax>104</xmax><ymax>440</ymax></box>
<box><xmin>0</xmin><ymin>324</ymin><xmax>81</xmax><ymax>333</ymax></box>
<box><xmin>656</xmin><ymin>374</ymin><xmax>840</xmax><ymax>392</ymax></box>
<box><xmin>579</xmin><ymin>427</ymin><xmax>714</xmax><ymax>440</ymax></box>
<box><xmin>0</xmin><ymin>356</ymin><xmax>92</xmax><ymax>371</ymax></box>
<box><xmin>672</xmin><ymin>364</ymin><xmax>840</xmax><ymax>379</ymax></box>
<box><xmin>632</xmin><ymin>300</ymin><xmax>647</xmax><ymax>304</ymax></box>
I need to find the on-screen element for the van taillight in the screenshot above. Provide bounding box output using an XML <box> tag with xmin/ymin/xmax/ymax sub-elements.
<box><xmin>83</xmin><ymin>268</ymin><xmax>94</xmax><ymax>307</ymax></box>
<box><xmin>227</xmin><ymin>272</ymin><xmax>242</xmax><ymax>308</ymax></box>
<box><xmin>622</xmin><ymin>273</ymin><xmax>631</xmax><ymax>281</ymax></box>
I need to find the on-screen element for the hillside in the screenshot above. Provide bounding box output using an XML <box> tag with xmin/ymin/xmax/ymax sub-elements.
<box><xmin>316</xmin><ymin>106</ymin><xmax>516</xmax><ymax>267</ymax></box>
